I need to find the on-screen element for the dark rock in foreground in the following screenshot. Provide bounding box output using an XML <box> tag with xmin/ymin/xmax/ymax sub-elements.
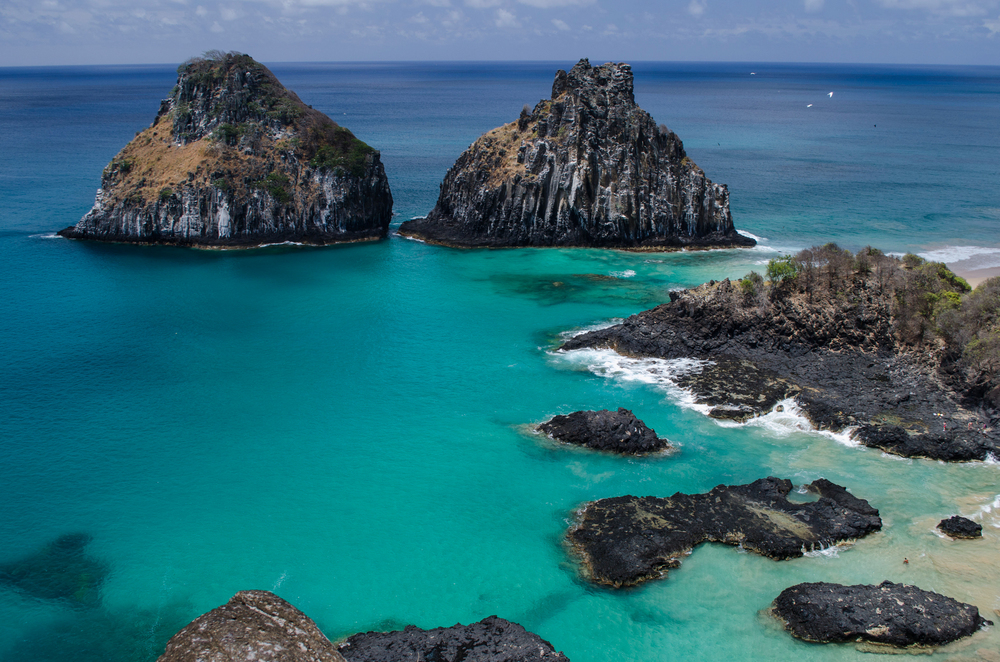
<box><xmin>157</xmin><ymin>590</ymin><xmax>345</xmax><ymax>662</ymax></box>
<box><xmin>0</xmin><ymin>533</ymin><xmax>107</xmax><ymax>605</ymax></box>
<box><xmin>938</xmin><ymin>515</ymin><xmax>983</xmax><ymax>539</ymax></box>
<box><xmin>567</xmin><ymin>477</ymin><xmax>881</xmax><ymax>588</ymax></box>
<box><xmin>538</xmin><ymin>408</ymin><xmax>670</xmax><ymax>454</ymax></box>
<box><xmin>340</xmin><ymin>616</ymin><xmax>569</xmax><ymax>662</ymax></box>
<box><xmin>398</xmin><ymin>59</ymin><xmax>753</xmax><ymax>250</ymax></box>
<box><xmin>61</xmin><ymin>52</ymin><xmax>392</xmax><ymax>248</ymax></box>
<box><xmin>772</xmin><ymin>581</ymin><xmax>991</xmax><ymax>647</ymax></box>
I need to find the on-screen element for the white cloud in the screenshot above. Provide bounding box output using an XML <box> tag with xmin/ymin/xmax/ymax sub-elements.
<box><xmin>495</xmin><ymin>7</ymin><xmax>517</xmax><ymax>26</ymax></box>
<box><xmin>688</xmin><ymin>0</ymin><xmax>705</xmax><ymax>17</ymax></box>
<box><xmin>804</xmin><ymin>0</ymin><xmax>824</xmax><ymax>11</ymax></box>
<box><xmin>410</xmin><ymin>11</ymin><xmax>429</xmax><ymax>23</ymax></box>
<box><xmin>420</xmin><ymin>0</ymin><xmax>451</xmax><ymax>5</ymax></box>
<box><xmin>210</xmin><ymin>20</ymin><xmax>223</xmax><ymax>31</ymax></box>
<box><xmin>219</xmin><ymin>6</ymin><xmax>240</xmax><ymax>20</ymax></box>
<box><xmin>876</xmin><ymin>0</ymin><xmax>991</xmax><ymax>16</ymax></box>
<box><xmin>464</xmin><ymin>0</ymin><xmax>502</xmax><ymax>7</ymax></box>
<box><xmin>195</xmin><ymin>5</ymin><xmax>207</xmax><ymax>16</ymax></box>
<box><xmin>986</xmin><ymin>14</ymin><xmax>1000</xmax><ymax>31</ymax></box>
<box><xmin>552</xmin><ymin>18</ymin><xmax>570</xmax><ymax>30</ymax></box>
<box><xmin>518</xmin><ymin>0</ymin><xmax>594</xmax><ymax>7</ymax></box>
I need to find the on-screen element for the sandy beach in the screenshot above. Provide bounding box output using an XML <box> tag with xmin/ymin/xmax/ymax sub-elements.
<box><xmin>951</xmin><ymin>265</ymin><xmax>1000</xmax><ymax>288</ymax></box>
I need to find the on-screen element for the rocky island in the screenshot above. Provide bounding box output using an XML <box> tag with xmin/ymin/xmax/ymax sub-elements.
<box><xmin>537</xmin><ymin>408</ymin><xmax>670</xmax><ymax>454</ymax></box>
<box><xmin>398</xmin><ymin>59</ymin><xmax>754</xmax><ymax>250</ymax></box>
<box><xmin>60</xmin><ymin>51</ymin><xmax>392</xmax><ymax>247</ymax></box>
<box><xmin>771</xmin><ymin>581</ymin><xmax>991</xmax><ymax>647</ymax></box>
<box><xmin>562</xmin><ymin>246</ymin><xmax>1000</xmax><ymax>461</ymax></box>
<box><xmin>567</xmin><ymin>477</ymin><xmax>881</xmax><ymax>588</ymax></box>
<box><xmin>155</xmin><ymin>590</ymin><xmax>569</xmax><ymax>662</ymax></box>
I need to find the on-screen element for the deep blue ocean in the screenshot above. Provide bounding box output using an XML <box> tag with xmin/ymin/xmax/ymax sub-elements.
<box><xmin>1</xmin><ymin>61</ymin><xmax>999</xmax><ymax>661</ymax></box>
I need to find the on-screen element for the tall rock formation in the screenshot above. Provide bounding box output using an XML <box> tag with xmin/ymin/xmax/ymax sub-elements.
<box><xmin>60</xmin><ymin>52</ymin><xmax>392</xmax><ymax>247</ymax></box>
<box><xmin>398</xmin><ymin>59</ymin><xmax>753</xmax><ymax>249</ymax></box>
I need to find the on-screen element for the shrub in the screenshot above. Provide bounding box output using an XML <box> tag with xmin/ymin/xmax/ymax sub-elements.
<box><xmin>158</xmin><ymin>187</ymin><xmax>173</xmax><ymax>202</ymax></box>
<box><xmin>740</xmin><ymin>271</ymin><xmax>764</xmax><ymax>298</ymax></box>
<box><xmin>258</xmin><ymin>172</ymin><xmax>291</xmax><ymax>204</ymax></box>
<box><xmin>766</xmin><ymin>255</ymin><xmax>798</xmax><ymax>284</ymax></box>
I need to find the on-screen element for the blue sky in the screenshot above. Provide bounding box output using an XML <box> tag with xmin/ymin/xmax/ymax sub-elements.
<box><xmin>1</xmin><ymin>0</ymin><xmax>998</xmax><ymax>66</ymax></box>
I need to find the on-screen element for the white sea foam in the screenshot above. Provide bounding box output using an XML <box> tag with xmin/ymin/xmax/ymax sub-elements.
<box><xmin>917</xmin><ymin>245</ymin><xmax>1000</xmax><ymax>271</ymax></box>
<box><xmin>553</xmin><ymin>347</ymin><xmax>714</xmax><ymax>414</ymax></box>
<box><xmin>272</xmin><ymin>571</ymin><xmax>288</xmax><ymax>590</ymax></box>
<box><xmin>737</xmin><ymin>229</ymin><xmax>766</xmax><ymax>242</ymax></box>
<box><xmin>557</xmin><ymin>319</ymin><xmax>624</xmax><ymax>342</ymax></box>
<box><xmin>609</xmin><ymin>270</ymin><xmax>636</xmax><ymax>279</ymax></box>
<box><xmin>30</xmin><ymin>232</ymin><xmax>64</xmax><ymax>239</ymax></box>
<box><xmin>802</xmin><ymin>542</ymin><xmax>844</xmax><ymax>558</ymax></box>
<box><xmin>257</xmin><ymin>240</ymin><xmax>305</xmax><ymax>248</ymax></box>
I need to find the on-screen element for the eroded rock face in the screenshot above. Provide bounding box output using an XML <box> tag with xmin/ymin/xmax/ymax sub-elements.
<box><xmin>398</xmin><ymin>59</ymin><xmax>754</xmax><ymax>249</ymax></box>
<box><xmin>938</xmin><ymin>515</ymin><xmax>983</xmax><ymax>539</ymax></box>
<box><xmin>567</xmin><ymin>477</ymin><xmax>881</xmax><ymax>588</ymax></box>
<box><xmin>339</xmin><ymin>616</ymin><xmax>569</xmax><ymax>662</ymax></box>
<box><xmin>561</xmin><ymin>277</ymin><xmax>1000</xmax><ymax>461</ymax></box>
<box><xmin>772</xmin><ymin>581</ymin><xmax>991</xmax><ymax>647</ymax></box>
<box><xmin>157</xmin><ymin>590</ymin><xmax>345</xmax><ymax>662</ymax></box>
<box><xmin>60</xmin><ymin>52</ymin><xmax>392</xmax><ymax>247</ymax></box>
<box><xmin>538</xmin><ymin>408</ymin><xmax>670</xmax><ymax>454</ymax></box>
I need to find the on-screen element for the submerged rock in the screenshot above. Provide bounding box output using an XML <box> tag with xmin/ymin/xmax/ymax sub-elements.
<box><xmin>157</xmin><ymin>590</ymin><xmax>345</xmax><ymax>662</ymax></box>
<box><xmin>398</xmin><ymin>59</ymin><xmax>754</xmax><ymax>250</ymax></box>
<box><xmin>60</xmin><ymin>52</ymin><xmax>392</xmax><ymax>248</ymax></box>
<box><xmin>567</xmin><ymin>477</ymin><xmax>881</xmax><ymax>588</ymax></box>
<box><xmin>938</xmin><ymin>515</ymin><xmax>983</xmax><ymax>539</ymax></box>
<box><xmin>772</xmin><ymin>581</ymin><xmax>991</xmax><ymax>647</ymax></box>
<box><xmin>0</xmin><ymin>533</ymin><xmax>107</xmax><ymax>605</ymax></box>
<box><xmin>339</xmin><ymin>615</ymin><xmax>569</xmax><ymax>662</ymax></box>
<box><xmin>538</xmin><ymin>408</ymin><xmax>670</xmax><ymax>454</ymax></box>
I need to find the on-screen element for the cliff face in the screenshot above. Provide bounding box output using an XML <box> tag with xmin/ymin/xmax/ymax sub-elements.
<box><xmin>60</xmin><ymin>52</ymin><xmax>392</xmax><ymax>247</ymax></box>
<box><xmin>398</xmin><ymin>59</ymin><xmax>753</xmax><ymax>249</ymax></box>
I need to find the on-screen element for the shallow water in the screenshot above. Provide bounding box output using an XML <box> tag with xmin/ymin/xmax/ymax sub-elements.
<box><xmin>0</xmin><ymin>61</ymin><xmax>998</xmax><ymax>661</ymax></box>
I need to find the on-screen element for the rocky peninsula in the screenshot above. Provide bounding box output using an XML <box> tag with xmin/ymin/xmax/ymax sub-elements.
<box><xmin>567</xmin><ymin>477</ymin><xmax>881</xmax><ymax>588</ymax></box>
<box><xmin>537</xmin><ymin>408</ymin><xmax>670</xmax><ymax>454</ymax></box>
<box><xmin>60</xmin><ymin>51</ymin><xmax>392</xmax><ymax>247</ymax></box>
<box><xmin>562</xmin><ymin>246</ymin><xmax>1000</xmax><ymax>461</ymax></box>
<box><xmin>771</xmin><ymin>581</ymin><xmax>991</xmax><ymax>647</ymax></box>
<box><xmin>155</xmin><ymin>591</ymin><xmax>569</xmax><ymax>662</ymax></box>
<box><xmin>398</xmin><ymin>59</ymin><xmax>754</xmax><ymax>250</ymax></box>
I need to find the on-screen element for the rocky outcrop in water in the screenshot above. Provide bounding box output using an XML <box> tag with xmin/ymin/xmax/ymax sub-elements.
<box><xmin>156</xmin><ymin>592</ymin><xmax>569</xmax><ymax>662</ymax></box>
<box><xmin>938</xmin><ymin>515</ymin><xmax>982</xmax><ymax>539</ymax></box>
<box><xmin>340</xmin><ymin>616</ymin><xmax>569</xmax><ymax>662</ymax></box>
<box><xmin>772</xmin><ymin>581</ymin><xmax>991</xmax><ymax>647</ymax></box>
<box><xmin>398</xmin><ymin>59</ymin><xmax>753</xmax><ymax>250</ymax></box>
<box><xmin>0</xmin><ymin>533</ymin><xmax>106</xmax><ymax>605</ymax></box>
<box><xmin>567</xmin><ymin>477</ymin><xmax>881</xmax><ymax>588</ymax></box>
<box><xmin>561</xmin><ymin>251</ymin><xmax>1000</xmax><ymax>461</ymax></box>
<box><xmin>537</xmin><ymin>408</ymin><xmax>670</xmax><ymax>454</ymax></box>
<box><xmin>60</xmin><ymin>52</ymin><xmax>392</xmax><ymax>248</ymax></box>
<box><xmin>157</xmin><ymin>590</ymin><xmax>346</xmax><ymax>662</ymax></box>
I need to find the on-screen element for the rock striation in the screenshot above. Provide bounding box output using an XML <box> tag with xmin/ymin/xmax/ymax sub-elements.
<box><xmin>339</xmin><ymin>615</ymin><xmax>569</xmax><ymax>662</ymax></box>
<box><xmin>398</xmin><ymin>59</ymin><xmax>754</xmax><ymax>250</ymax></box>
<box><xmin>567</xmin><ymin>477</ymin><xmax>881</xmax><ymax>588</ymax></box>
<box><xmin>60</xmin><ymin>51</ymin><xmax>392</xmax><ymax>247</ymax></box>
<box><xmin>937</xmin><ymin>515</ymin><xmax>982</xmax><ymax>539</ymax></box>
<box><xmin>561</xmin><ymin>256</ymin><xmax>1000</xmax><ymax>461</ymax></box>
<box><xmin>157</xmin><ymin>590</ymin><xmax>346</xmax><ymax>662</ymax></box>
<box><xmin>537</xmin><ymin>408</ymin><xmax>670</xmax><ymax>454</ymax></box>
<box><xmin>772</xmin><ymin>581</ymin><xmax>991</xmax><ymax>647</ymax></box>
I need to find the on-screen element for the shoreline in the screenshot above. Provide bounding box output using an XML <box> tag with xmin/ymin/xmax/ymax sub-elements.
<box><xmin>950</xmin><ymin>264</ymin><xmax>1000</xmax><ymax>288</ymax></box>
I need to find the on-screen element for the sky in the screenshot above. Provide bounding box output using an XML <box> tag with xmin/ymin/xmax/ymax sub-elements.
<box><xmin>1</xmin><ymin>0</ymin><xmax>999</xmax><ymax>67</ymax></box>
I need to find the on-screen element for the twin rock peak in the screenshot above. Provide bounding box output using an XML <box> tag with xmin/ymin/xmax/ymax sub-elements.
<box><xmin>60</xmin><ymin>55</ymin><xmax>754</xmax><ymax>250</ymax></box>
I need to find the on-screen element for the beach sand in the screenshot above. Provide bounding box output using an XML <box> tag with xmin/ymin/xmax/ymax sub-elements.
<box><xmin>951</xmin><ymin>265</ymin><xmax>1000</xmax><ymax>289</ymax></box>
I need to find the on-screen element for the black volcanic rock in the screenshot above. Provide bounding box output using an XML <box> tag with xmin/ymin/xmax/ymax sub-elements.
<box><xmin>60</xmin><ymin>52</ymin><xmax>392</xmax><ymax>248</ymax></box>
<box><xmin>339</xmin><ymin>616</ymin><xmax>569</xmax><ymax>662</ymax></box>
<box><xmin>938</xmin><ymin>515</ymin><xmax>982</xmax><ymax>539</ymax></box>
<box><xmin>538</xmin><ymin>408</ymin><xmax>670</xmax><ymax>454</ymax></box>
<box><xmin>0</xmin><ymin>533</ymin><xmax>106</xmax><ymax>605</ymax></box>
<box><xmin>772</xmin><ymin>581</ymin><xmax>991</xmax><ymax>647</ymax></box>
<box><xmin>398</xmin><ymin>59</ymin><xmax>754</xmax><ymax>249</ymax></box>
<box><xmin>157</xmin><ymin>590</ymin><xmax>345</xmax><ymax>662</ymax></box>
<box><xmin>567</xmin><ymin>477</ymin><xmax>881</xmax><ymax>588</ymax></box>
<box><xmin>561</xmin><ymin>268</ymin><xmax>1000</xmax><ymax>461</ymax></box>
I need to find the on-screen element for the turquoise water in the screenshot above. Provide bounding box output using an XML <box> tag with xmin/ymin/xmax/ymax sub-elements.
<box><xmin>1</xmin><ymin>62</ymin><xmax>999</xmax><ymax>661</ymax></box>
